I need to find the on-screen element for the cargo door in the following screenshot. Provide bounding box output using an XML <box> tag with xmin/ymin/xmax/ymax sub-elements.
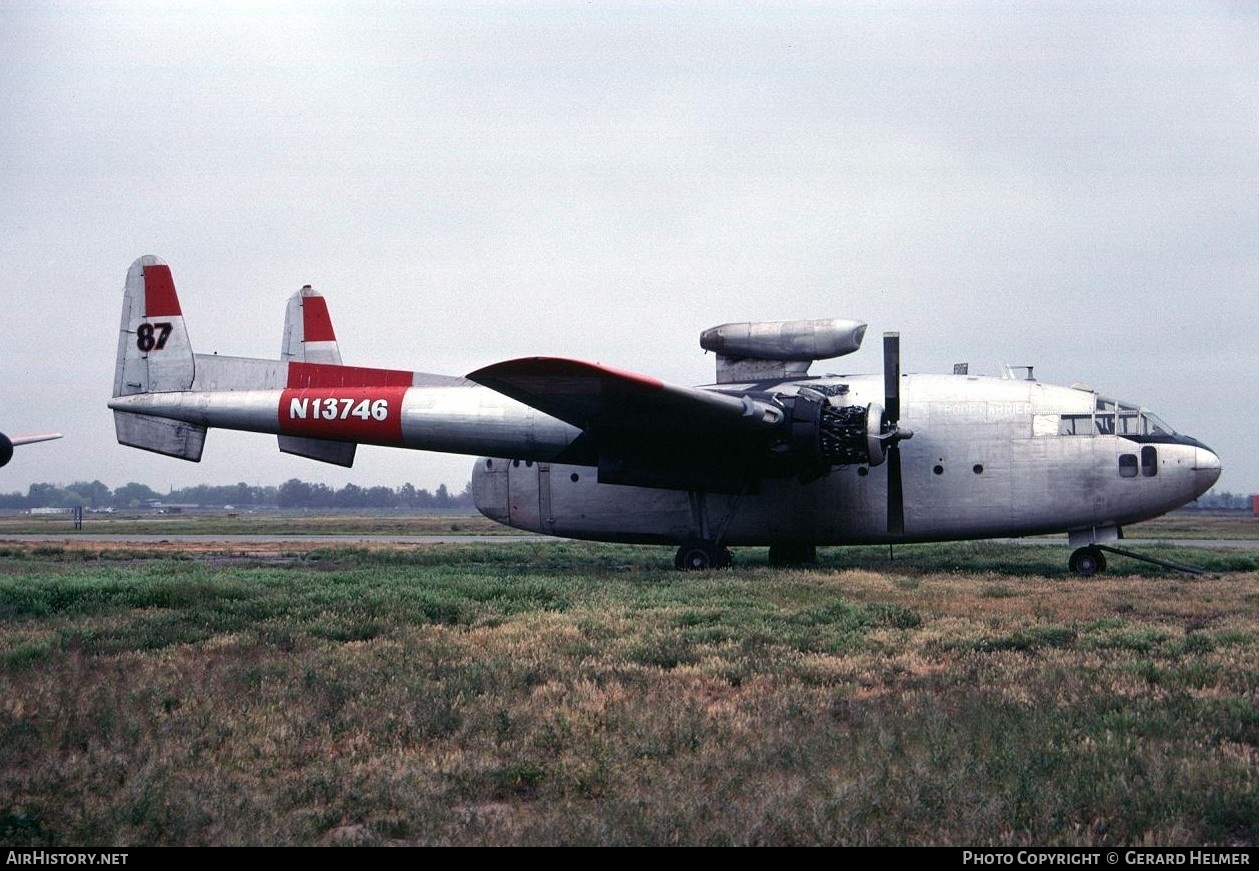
<box><xmin>508</xmin><ymin>460</ymin><xmax>554</xmax><ymax>534</ymax></box>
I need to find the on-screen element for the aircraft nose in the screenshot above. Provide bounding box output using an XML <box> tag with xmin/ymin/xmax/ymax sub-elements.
<box><xmin>1192</xmin><ymin>444</ymin><xmax>1222</xmax><ymax>491</ymax></box>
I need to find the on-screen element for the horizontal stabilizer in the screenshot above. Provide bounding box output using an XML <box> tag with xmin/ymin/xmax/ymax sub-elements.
<box><xmin>278</xmin><ymin>434</ymin><xmax>356</xmax><ymax>467</ymax></box>
<box><xmin>113</xmin><ymin>411</ymin><xmax>206</xmax><ymax>462</ymax></box>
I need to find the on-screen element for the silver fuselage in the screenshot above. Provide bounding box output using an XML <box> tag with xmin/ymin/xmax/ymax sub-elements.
<box><xmin>110</xmin><ymin>355</ymin><xmax>1220</xmax><ymax>546</ymax></box>
<box><xmin>472</xmin><ymin>373</ymin><xmax>1220</xmax><ymax>545</ymax></box>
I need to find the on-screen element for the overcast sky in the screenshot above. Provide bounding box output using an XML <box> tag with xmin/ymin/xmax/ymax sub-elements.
<box><xmin>2</xmin><ymin>1</ymin><xmax>1256</xmax><ymax>499</ymax></box>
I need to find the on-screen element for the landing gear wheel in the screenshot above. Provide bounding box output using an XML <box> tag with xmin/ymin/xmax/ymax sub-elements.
<box><xmin>674</xmin><ymin>541</ymin><xmax>733</xmax><ymax>571</ymax></box>
<box><xmin>1069</xmin><ymin>546</ymin><xmax>1107</xmax><ymax>577</ymax></box>
<box><xmin>768</xmin><ymin>544</ymin><xmax>818</xmax><ymax>567</ymax></box>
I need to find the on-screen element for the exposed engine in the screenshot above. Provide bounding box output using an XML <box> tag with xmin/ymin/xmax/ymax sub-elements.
<box><xmin>786</xmin><ymin>385</ymin><xmax>887</xmax><ymax>472</ymax></box>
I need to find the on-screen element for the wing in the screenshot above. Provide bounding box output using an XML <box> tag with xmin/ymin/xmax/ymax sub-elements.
<box><xmin>467</xmin><ymin>357</ymin><xmax>782</xmax><ymax>436</ymax></box>
<box><xmin>0</xmin><ymin>431</ymin><xmax>61</xmax><ymax>468</ymax></box>
<box><xmin>467</xmin><ymin>357</ymin><xmax>786</xmax><ymax>492</ymax></box>
<box><xmin>8</xmin><ymin>432</ymin><xmax>62</xmax><ymax>446</ymax></box>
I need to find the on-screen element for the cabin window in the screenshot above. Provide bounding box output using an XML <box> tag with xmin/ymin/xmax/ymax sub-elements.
<box><xmin>1141</xmin><ymin>446</ymin><xmax>1158</xmax><ymax>477</ymax></box>
<box><xmin>1057</xmin><ymin>414</ymin><xmax>1093</xmax><ymax>436</ymax></box>
<box><xmin>1118</xmin><ymin>454</ymin><xmax>1138</xmax><ymax>478</ymax></box>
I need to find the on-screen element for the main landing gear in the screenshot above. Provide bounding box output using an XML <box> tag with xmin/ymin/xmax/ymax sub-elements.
<box><xmin>674</xmin><ymin>490</ymin><xmax>739</xmax><ymax>570</ymax></box>
<box><xmin>673</xmin><ymin>542</ymin><xmax>821</xmax><ymax>570</ymax></box>
<box><xmin>674</xmin><ymin>540</ymin><xmax>734</xmax><ymax>571</ymax></box>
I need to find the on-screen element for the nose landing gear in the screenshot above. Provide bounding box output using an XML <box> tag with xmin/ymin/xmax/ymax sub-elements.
<box><xmin>1068</xmin><ymin>546</ymin><xmax>1107</xmax><ymax>577</ymax></box>
<box><xmin>1068</xmin><ymin>543</ymin><xmax>1208</xmax><ymax>577</ymax></box>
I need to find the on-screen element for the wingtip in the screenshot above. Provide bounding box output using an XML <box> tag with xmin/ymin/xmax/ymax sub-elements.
<box><xmin>9</xmin><ymin>432</ymin><xmax>63</xmax><ymax>446</ymax></box>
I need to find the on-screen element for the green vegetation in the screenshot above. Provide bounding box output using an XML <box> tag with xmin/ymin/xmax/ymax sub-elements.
<box><xmin>1</xmin><ymin>531</ymin><xmax>1257</xmax><ymax>846</ymax></box>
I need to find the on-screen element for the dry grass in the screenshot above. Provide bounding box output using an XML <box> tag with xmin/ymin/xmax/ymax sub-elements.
<box><xmin>0</xmin><ymin>521</ymin><xmax>1256</xmax><ymax>846</ymax></box>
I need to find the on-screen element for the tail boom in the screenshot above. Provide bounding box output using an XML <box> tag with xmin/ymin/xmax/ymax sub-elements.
<box><xmin>110</xmin><ymin>256</ymin><xmax>582</xmax><ymax>465</ymax></box>
<box><xmin>109</xmin><ymin>380</ymin><xmax>578</xmax><ymax>459</ymax></box>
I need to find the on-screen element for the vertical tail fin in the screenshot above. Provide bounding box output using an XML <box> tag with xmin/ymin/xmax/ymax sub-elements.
<box><xmin>282</xmin><ymin>285</ymin><xmax>343</xmax><ymax>365</ymax></box>
<box><xmin>112</xmin><ymin>256</ymin><xmax>206</xmax><ymax>460</ymax></box>
<box><xmin>114</xmin><ymin>256</ymin><xmax>195</xmax><ymax>396</ymax></box>
<box><xmin>277</xmin><ymin>285</ymin><xmax>357</xmax><ymax>467</ymax></box>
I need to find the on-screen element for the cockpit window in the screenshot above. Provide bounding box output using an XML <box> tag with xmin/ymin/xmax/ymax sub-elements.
<box><xmin>1042</xmin><ymin>398</ymin><xmax>1179</xmax><ymax>438</ymax></box>
<box><xmin>1142</xmin><ymin>411</ymin><xmax>1173</xmax><ymax>436</ymax></box>
<box><xmin>1094</xmin><ymin>395</ymin><xmax>1175</xmax><ymax>436</ymax></box>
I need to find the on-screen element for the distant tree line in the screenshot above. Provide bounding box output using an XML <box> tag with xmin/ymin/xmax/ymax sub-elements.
<box><xmin>1187</xmin><ymin>490</ymin><xmax>1254</xmax><ymax>511</ymax></box>
<box><xmin>275</xmin><ymin>480</ymin><xmax>469</xmax><ymax>509</ymax></box>
<box><xmin>0</xmin><ymin>478</ymin><xmax>474</xmax><ymax>511</ymax></box>
<box><xmin>2</xmin><ymin>478</ymin><xmax>1251</xmax><ymax>513</ymax></box>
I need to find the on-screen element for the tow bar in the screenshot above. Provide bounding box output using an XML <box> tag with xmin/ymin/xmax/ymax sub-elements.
<box><xmin>1096</xmin><ymin>544</ymin><xmax>1209</xmax><ymax>576</ymax></box>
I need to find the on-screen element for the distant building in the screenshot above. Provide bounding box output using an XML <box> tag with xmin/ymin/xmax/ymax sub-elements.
<box><xmin>145</xmin><ymin>502</ymin><xmax>201</xmax><ymax>514</ymax></box>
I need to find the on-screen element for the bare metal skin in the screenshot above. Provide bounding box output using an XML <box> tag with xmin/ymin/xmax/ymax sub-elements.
<box><xmin>109</xmin><ymin>255</ymin><xmax>1220</xmax><ymax>573</ymax></box>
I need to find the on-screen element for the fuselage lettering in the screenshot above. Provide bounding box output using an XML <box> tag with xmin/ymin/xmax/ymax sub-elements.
<box><xmin>287</xmin><ymin>396</ymin><xmax>390</xmax><ymax>421</ymax></box>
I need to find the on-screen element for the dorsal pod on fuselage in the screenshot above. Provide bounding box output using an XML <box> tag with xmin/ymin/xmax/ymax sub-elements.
<box><xmin>700</xmin><ymin>318</ymin><xmax>867</xmax><ymax>384</ymax></box>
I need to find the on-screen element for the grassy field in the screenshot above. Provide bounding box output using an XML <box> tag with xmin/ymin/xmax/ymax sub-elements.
<box><xmin>1</xmin><ymin>515</ymin><xmax>1257</xmax><ymax>846</ymax></box>
<box><xmin>2</xmin><ymin>507</ymin><xmax>1256</xmax><ymax>539</ymax></box>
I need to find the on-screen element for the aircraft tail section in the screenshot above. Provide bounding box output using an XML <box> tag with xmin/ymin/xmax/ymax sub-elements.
<box><xmin>282</xmin><ymin>285</ymin><xmax>343</xmax><ymax>365</ymax></box>
<box><xmin>114</xmin><ymin>256</ymin><xmax>195</xmax><ymax>397</ymax></box>
<box><xmin>114</xmin><ymin>411</ymin><xmax>207</xmax><ymax>462</ymax></box>
<box><xmin>112</xmin><ymin>256</ymin><xmax>208</xmax><ymax>460</ymax></box>
<box><xmin>277</xmin><ymin>284</ymin><xmax>357</xmax><ymax>467</ymax></box>
<box><xmin>109</xmin><ymin>257</ymin><xmax>418</xmax><ymax>467</ymax></box>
